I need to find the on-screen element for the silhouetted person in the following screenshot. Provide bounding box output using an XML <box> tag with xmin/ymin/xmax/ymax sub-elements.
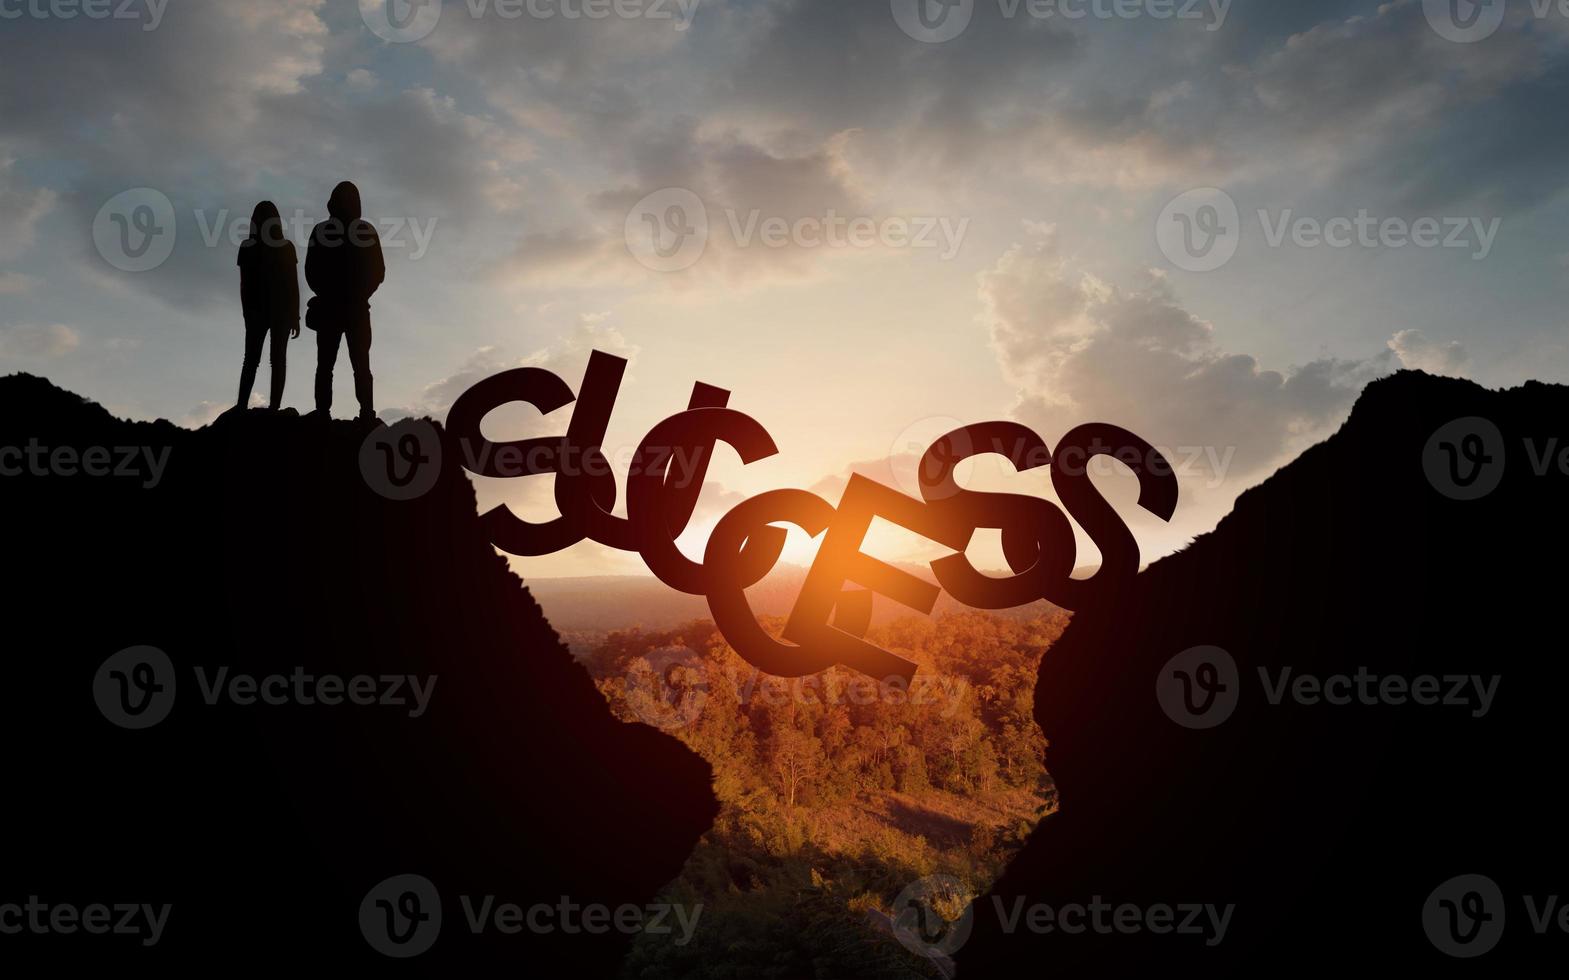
<box><xmin>305</xmin><ymin>181</ymin><xmax>385</xmax><ymax>420</ymax></box>
<box><xmin>236</xmin><ymin>201</ymin><xmax>299</xmax><ymax>410</ymax></box>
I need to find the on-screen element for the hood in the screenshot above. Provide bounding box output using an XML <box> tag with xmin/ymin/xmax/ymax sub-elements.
<box><xmin>327</xmin><ymin>181</ymin><xmax>362</xmax><ymax>222</ymax></box>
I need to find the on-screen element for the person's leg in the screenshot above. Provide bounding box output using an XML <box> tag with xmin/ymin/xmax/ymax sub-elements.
<box><xmin>347</xmin><ymin>318</ymin><xmax>374</xmax><ymax>419</ymax></box>
<box><xmin>238</xmin><ymin>324</ymin><xmax>265</xmax><ymax>408</ymax></box>
<box><xmin>315</xmin><ymin>326</ymin><xmax>342</xmax><ymax>416</ymax></box>
<box><xmin>267</xmin><ymin>323</ymin><xmax>288</xmax><ymax>410</ymax></box>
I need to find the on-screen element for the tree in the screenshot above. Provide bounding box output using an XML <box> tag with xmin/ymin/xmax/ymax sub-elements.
<box><xmin>766</xmin><ymin>721</ymin><xmax>823</xmax><ymax>808</ymax></box>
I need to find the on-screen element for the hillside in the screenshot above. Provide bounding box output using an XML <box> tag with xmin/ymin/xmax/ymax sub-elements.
<box><xmin>0</xmin><ymin>374</ymin><xmax>716</xmax><ymax>970</ymax></box>
<box><xmin>958</xmin><ymin>371</ymin><xmax>1569</xmax><ymax>975</ymax></box>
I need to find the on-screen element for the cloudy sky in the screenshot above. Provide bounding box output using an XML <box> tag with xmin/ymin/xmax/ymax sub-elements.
<box><xmin>3</xmin><ymin>0</ymin><xmax>1567</xmax><ymax>578</ymax></box>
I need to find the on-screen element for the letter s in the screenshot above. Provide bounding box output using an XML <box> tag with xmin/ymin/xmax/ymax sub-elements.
<box><xmin>1050</xmin><ymin>423</ymin><xmax>1177</xmax><ymax>607</ymax></box>
<box><xmin>917</xmin><ymin>421</ymin><xmax>1078</xmax><ymax>609</ymax></box>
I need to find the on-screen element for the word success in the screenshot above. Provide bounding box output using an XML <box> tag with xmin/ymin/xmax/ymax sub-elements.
<box><xmin>447</xmin><ymin>351</ymin><xmax>1177</xmax><ymax>680</ymax></box>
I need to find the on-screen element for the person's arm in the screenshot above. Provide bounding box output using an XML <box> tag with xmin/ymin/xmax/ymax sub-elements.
<box><xmin>303</xmin><ymin>225</ymin><xmax>325</xmax><ymax>299</ymax></box>
<box><xmin>364</xmin><ymin>224</ymin><xmax>386</xmax><ymax>301</ymax></box>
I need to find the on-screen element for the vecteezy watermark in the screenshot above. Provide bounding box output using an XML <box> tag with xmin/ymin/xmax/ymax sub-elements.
<box><xmin>0</xmin><ymin>0</ymin><xmax>167</xmax><ymax>30</ymax></box>
<box><xmin>93</xmin><ymin>646</ymin><xmax>177</xmax><ymax>729</ymax></box>
<box><xmin>891</xmin><ymin>0</ymin><xmax>1231</xmax><ymax>43</ymax></box>
<box><xmin>191</xmin><ymin>666</ymin><xmax>438</xmax><ymax>718</ymax></box>
<box><xmin>624</xmin><ymin>187</ymin><xmax>970</xmax><ymax>272</ymax></box>
<box><xmin>360</xmin><ymin>420</ymin><xmax>443</xmax><ymax>501</ymax></box>
<box><xmin>360</xmin><ymin>0</ymin><xmax>701</xmax><ymax>44</ymax></box>
<box><xmin>1155</xmin><ymin>187</ymin><xmax>1239</xmax><ymax>272</ymax></box>
<box><xmin>93</xmin><ymin>188</ymin><xmax>178</xmax><ymax>273</ymax></box>
<box><xmin>1423</xmin><ymin>417</ymin><xmax>1569</xmax><ymax>500</ymax></box>
<box><xmin>359</xmin><ymin>875</ymin><xmax>702</xmax><ymax>957</ymax></box>
<box><xmin>1424</xmin><ymin>874</ymin><xmax>1506</xmax><ymax>957</ymax></box>
<box><xmin>1421</xmin><ymin>0</ymin><xmax>1523</xmax><ymax>44</ymax></box>
<box><xmin>1156</xmin><ymin>188</ymin><xmax>1502</xmax><ymax>271</ymax></box>
<box><xmin>1156</xmin><ymin>646</ymin><xmax>1500</xmax><ymax>728</ymax></box>
<box><xmin>1421</xmin><ymin>415</ymin><xmax>1569</xmax><ymax>504</ymax></box>
<box><xmin>1155</xmin><ymin>645</ymin><xmax>1239</xmax><ymax>729</ymax></box>
<box><xmin>1425</xmin><ymin>873</ymin><xmax>1569</xmax><ymax>957</ymax></box>
<box><xmin>1423</xmin><ymin>417</ymin><xmax>1506</xmax><ymax>500</ymax></box>
<box><xmin>890</xmin><ymin>874</ymin><xmax>1234</xmax><ymax>958</ymax></box>
<box><xmin>734</xmin><ymin>667</ymin><xmax>972</xmax><ymax>718</ymax></box>
<box><xmin>454</xmin><ymin>433</ymin><xmax>719</xmax><ymax>490</ymax></box>
<box><xmin>361</xmin><ymin>874</ymin><xmax>442</xmax><ymax>958</ymax></box>
<box><xmin>0</xmin><ymin>898</ymin><xmax>171</xmax><ymax>947</ymax></box>
<box><xmin>990</xmin><ymin>896</ymin><xmax>1233</xmax><ymax>947</ymax></box>
<box><xmin>0</xmin><ymin>440</ymin><xmax>171</xmax><ymax>488</ymax></box>
<box><xmin>891</xmin><ymin>874</ymin><xmax>974</xmax><ymax>959</ymax></box>
<box><xmin>90</xmin><ymin>189</ymin><xmax>438</xmax><ymax>274</ymax></box>
<box><xmin>92</xmin><ymin>647</ymin><xmax>439</xmax><ymax>728</ymax></box>
<box><xmin>623</xmin><ymin>645</ymin><xmax>710</xmax><ymax>730</ymax></box>
<box><xmin>192</xmin><ymin>207</ymin><xmax>437</xmax><ymax>260</ymax></box>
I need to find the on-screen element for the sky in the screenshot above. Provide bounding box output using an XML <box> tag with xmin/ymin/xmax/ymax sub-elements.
<box><xmin>3</xmin><ymin>0</ymin><xmax>1568</xmax><ymax>580</ymax></box>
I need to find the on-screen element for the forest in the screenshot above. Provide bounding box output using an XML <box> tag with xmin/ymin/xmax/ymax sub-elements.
<box><xmin>578</xmin><ymin>609</ymin><xmax>1068</xmax><ymax>978</ymax></box>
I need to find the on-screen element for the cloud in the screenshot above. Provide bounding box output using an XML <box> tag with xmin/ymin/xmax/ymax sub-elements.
<box><xmin>0</xmin><ymin>322</ymin><xmax>80</xmax><ymax>358</ymax></box>
<box><xmin>0</xmin><ymin>3</ymin><xmax>534</xmax><ymax>313</ymax></box>
<box><xmin>387</xmin><ymin>312</ymin><xmax>638</xmax><ymax>423</ymax></box>
<box><xmin>1387</xmin><ymin>328</ymin><xmax>1469</xmax><ymax>377</ymax></box>
<box><xmin>0</xmin><ymin>150</ymin><xmax>57</xmax><ymax>263</ymax></box>
<box><xmin>500</xmin><ymin>127</ymin><xmax>892</xmax><ymax>288</ymax></box>
<box><xmin>0</xmin><ymin>271</ymin><xmax>41</xmax><ymax>295</ymax></box>
<box><xmin>979</xmin><ymin>226</ymin><xmax>1393</xmax><ymax>488</ymax></box>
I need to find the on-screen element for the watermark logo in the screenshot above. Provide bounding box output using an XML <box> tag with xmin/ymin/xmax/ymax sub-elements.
<box><xmin>0</xmin><ymin>898</ymin><xmax>171</xmax><ymax>946</ymax></box>
<box><xmin>623</xmin><ymin>644</ymin><xmax>709</xmax><ymax>730</ymax></box>
<box><xmin>1423</xmin><ymin>417</ymin><xmax>1506</xmax><ymax>500</ymax></box>
<box><xmin>733</xmin><ymin>667</ymin><xmax>971</xmax><ymax>718</ymax></box>
<box><xmin>891</xmin><ymin>0</ymin><xmax>974</xmax><ymax>42</ymax></box>
<box><xmin>886</xmin><ymin>415</ymin><xmax>969</xmax><ymax>499</ymax></box>
<box><xmin>360</xmin><ymin>419</ymin><xmax>443</xmax><ymax>500</ymax></box>
<box><xmin>891</xmin><ymin>874</ymin><xmax>975</xmax><ymax>958</ymax></box>
<box><xmin>1156</xmin><ymin>645</ymin><xmax>1239</xmax><ymax>729</ymax></box>
<box><xmin>1159</xmin><ymin>646</ymin><xmax>1500</xmax><ymax>727</ymax></box>
<box><xmin>625</xmin><ymin>187</ymin><xmax>969</xmax><ymax>271</ymax></box>
<box><xmin>891</xmin><ymin>876</ymin><xmax>1233</xmax><ymax>954</ymax></box>
<box><xmin>0</xmin><ymin>441</ymin><xmax>171</xmax><ymax>488</ymax></box>
<box><xmin>93</xmin><ymin>645</ymin><xmax>176</xmax><ymax>730</ymax></box>
<box><xmin>1156</xmin><ymin>187</ymin><xmax>1239</xmax><ymax>272</ymax></box>
<box><xmin>361</xmin><ymin>0</ymin><xmax>444</xmax><ymax>43</ymax></box>
<box><xmin>460</xmin><ymin>894</ymin><xmax>703</xmax><ymax>943</ymax></box>
<box><xmin>1158</xmin><ymin>190</ymin><xmax>1501</xmax><ymax>271</ymax></box>
<box><xmin>625</xmin><ymin>187</ymin><xmax>709</xmax><ymax>272</ymax></box>
<box><xmin>93</xmin><ymin>188</ymin><xmax>177</xmax><ymax>273</ymax></box>
<box><xmin>192</xmin><ymin>667</ymin><xmax>438</xmax><ymax>718</ymax></box>
<box><xmin>1423</xmin><ymin>0</ymin><xmax>1507</xmax><ymax>43</ymax></box>
<box><xmin>194</xmin><ymin>206</ymin><xmax>437</xmax><ymax>259</ymax></box>
<box><xmin>893</xmin><ymin>0</ymin><xmax>1230</xmax><ymax>42</ymax></box>
<box><xmin>1424</xmin><ymin>874</ymin><xmax>1505</xmax><ymax>957</ymax></box>
<box><xmin>993</xmin><ymin>895</ymin><xmax>1233</xmax><ymax>945</ymax></box>
<box><xmin>94</xmin><ymin>655</ymin><xmax>437</xmax><ymax>728</ymax></box>
<box><xmin>0</xmin><ymin>0</ymin><xmax>168</xmax><ymax>30</ymax></box>
<box><xmin>363</xmin><ymin>0</ymin><xmax>699</xmax><ymax>40</ymax></box>
<box><xmin>361</xmin><ymin>874</ymin><xmax>443</xmax><ymax>957</ymax></box>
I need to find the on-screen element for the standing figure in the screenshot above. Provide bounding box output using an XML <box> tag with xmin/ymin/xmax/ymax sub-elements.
<box><xmin>236</xmin><ymin>200</ymin><xmax>300</xmax><ymax>410</ymax></box>
<box><xmin>305</xmin><ymin>181</ymin><xmax>385</xmax><ymax>420</ymax></box>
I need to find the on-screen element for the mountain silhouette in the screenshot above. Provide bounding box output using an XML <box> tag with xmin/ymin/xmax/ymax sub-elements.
<box><xmin>0</xmin><ymin>374</ymin><xmax>716</xmax><ymax>970</ymax></box>
<box><xmin>956</xmin><ymin>370</ymin><xmax>1569</xmax><ymax>974</ymax></box>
